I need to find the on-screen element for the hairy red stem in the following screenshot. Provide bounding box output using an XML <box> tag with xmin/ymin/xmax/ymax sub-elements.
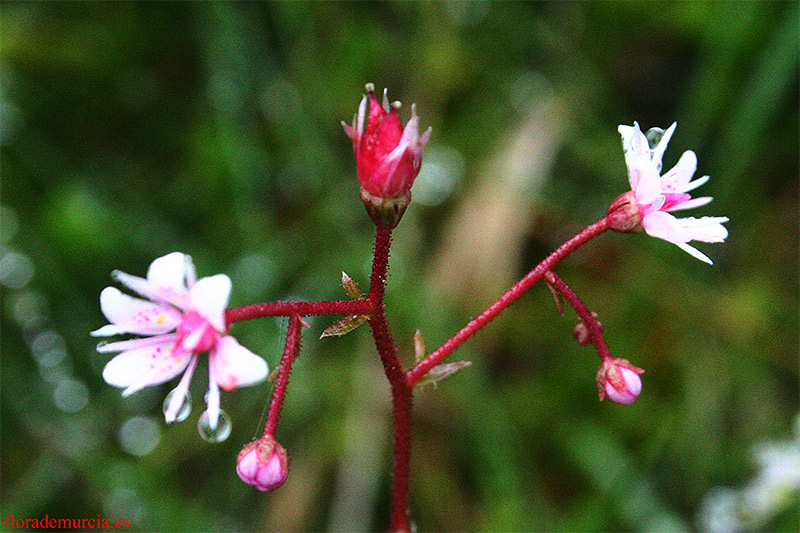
<box><xmin>263</xmin><ymin>315</ymin><xmax>303</xmax><ymax>437</ymax></box>
<box><xmin>407</xmin><ymin>217</ymin><xmax>611</xmax><ymax>386</ymax></box>
<box><xmin>226</xmin><ymin>299</ymin><xmax>373</xmax><ymax>325</ymax></box>
<box><xmin>543</xmin><ymin>271</ymin><xmax>612</xmax><ymax>361</ymax></box>
<box><xmin>368</xmin><ymin>224</ymin><xmax>413</xmax><ymax>533</ymax></box>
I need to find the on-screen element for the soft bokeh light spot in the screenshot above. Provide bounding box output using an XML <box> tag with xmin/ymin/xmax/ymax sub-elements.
<box><xmin>0</xmin><ymin>249</ymin><xmax>34</xmax><ymax>289</ymax></box>
<box><xmin>53</xmin><ymin>377</ymin><xmax>89</xmax><ymax>413</ymax></box>
<box><xmin>118</xmin><ymin>416</ymin><xmax>161</xmax><ymax>456</ymax></box>
<box><xmin>31</xmin><ymin>329</ymin><xmax>67</xmax><ymax>368</ymax></box>
<box><xmin>412</xmin><ymin>146</ymin><xmax>464</xmax><ymax>207</ymax></box>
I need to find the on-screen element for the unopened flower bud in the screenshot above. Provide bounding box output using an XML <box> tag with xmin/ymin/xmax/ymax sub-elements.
<box><xmin>573</xmin><ymin>312</ymin><xmax>602</xmax><ymax>345</ymax></box>
<box><xmin>343</xmin><ymin>84</ymin><xmax>431</xmax><ymax>228</ymax></box>
<box><xmin>606</xmin><ymin>191</ymin><xmax>643</xmax><ymax>233</ymax></box>
<box><xmin>236</xmin><ymin>435</ymin><xmax>289</xmax><ymax>492</ymax></box>
<box><xmin>596</xmin><ymin>358</ymin><xmax>644</xmax><ymax>405</ymax></box>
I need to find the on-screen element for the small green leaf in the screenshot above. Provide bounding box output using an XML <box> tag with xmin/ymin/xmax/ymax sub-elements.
<box><xmin>320</xmin><ymin>314</ymin><xmax>369</xmax><ymax>338</ymax></box>
<box><xmin>415</xmin><ymin>361</ymin><xmax>472</xmax><ymax>389</ymax></box>
<box><xmin>341</xmin><ymin>271</ymin><xmax>363</xmax><ymax>300</ymax></box>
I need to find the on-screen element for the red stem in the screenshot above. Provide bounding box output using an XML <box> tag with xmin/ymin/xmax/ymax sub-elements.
<box><xmin>368</xmin><ymin>224</ymin><xmax>413</xmax><ymax>533</ymax></box>
<box><xmin>263</xmin><ymin>315</ymin><xmax>303</xmax><ymax>437</ymax></box>
<box><xmin>407</xmin><ymin>216</ymin><xmax>611</xmax><ymax>386</ymax></box>
<box><xmin>543</xmin><ymin>271</ymin><xmax>612</xmax><ymax>361</ymax></box>
<box><xmin>225</xmin><ymin>299</ymin><xmax>372</xmax><ymax>326</ymax></box>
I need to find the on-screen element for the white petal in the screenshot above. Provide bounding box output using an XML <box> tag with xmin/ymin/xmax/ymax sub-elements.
<box><xmin>674</xmin><ymin>242</ymin><xmax>713</xmax><ymax>264</ymax></box>
<box><xmin>101</xmin><ymin>339</ymin><xmax>191</xmax><ymax>396</ymax></box>
<box><xmin>642</xmin><ymin>211</ymin><xmax>691</xmax><ymax>244</ymax></box>
<box><xmin>94</xmin><ymin>287</ymin><xmax>182</xmax><ymax>336</ymax></box>
<box><xmin>680</xmin><ymin>174</ymin><xmax>710</xmax><ymax>194</ymax></box>
<box><xmin>210</xmin><ymin>336</ymin><xmax>268</xmax><ymax>391</ymax></box>
<box><xmin>146</xmin><ymin>253</ymin><xmax>193</xmax><ymax>308</ymax></box>
<box><xmin>678</xmin><ymin>216</ymin><xmax>729</xmax><ymax>242</ymax></box>
<box><xmin>632</xmin><ymin>158</ymin><xmax>662</xmax><ymax>206</ymax></box>
<box><xmin>189</xmin><ymin>274</ymin><xmax>231</xmax><ymax>332</ymax></box>
<box><xmin>97</xmin><ymin>333</ymin><xmax>176</xmax><ymax>353</ymax></box>
<box><xmin>661</xmin><ymin>151</ymin><xmax>698</xmax><ymax>192</ymax></box>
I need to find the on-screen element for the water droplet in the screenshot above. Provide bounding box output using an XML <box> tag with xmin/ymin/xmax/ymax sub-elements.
<box><xmin>645</xmin><ymin>127</ymin><xmax>666</xmax><ymax>150</ymax></box>
<box><xmin>197</xmin><ymin>409</ymin><xmax>231</xmax><ymax>443</ymax></box>
<box><xmin>162</xmin><ymin>389</ymin><xmax>191</xmax><ymax>423</ymax></box>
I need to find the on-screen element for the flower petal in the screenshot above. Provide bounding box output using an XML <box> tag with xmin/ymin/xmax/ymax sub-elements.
<box><xmin>146</xmin><ymin>252</ymin><xmax>194</xmax><ymax>308</ymax></box>
<box><xmin>189</xmin><ymin>274</ymin><xmax>231</xmax><ymax>332</ymax></box>
<box><xmin>93</xmin><ymin>287</ymin><xmax>182</xmax><ymax>336</ymax></box>
<box><xmin>97</xmin><ymin>334</ymin><xmax>175</xmax><ymax>353</ymax></box>
<box><xmin>102</xmin><ymin>339</ymin><xmax>191</xmax><ymax>396</ymax></box>
<box><xmin>666</xmin><ymin>196</ymin><xmax>713</xmax><ymax>212</ymax></box>
<box><xmin>642</xmin><ymin>211</ymin><xmax>691</xmax><ymax>244</ymax></box>
<box><xmin>677</xmin><ymin>216</ymin><xmax>730</xmax><ymax>243</ymax></box>
<box><xmin>210</xmin><ymin>336</ymin><xmax>268</xmax><ymax>391</ymax></box>
<box><xmin>661</xmin><ymin>150</ymin><xmax>698</xmax><ymax>193</ymax></box>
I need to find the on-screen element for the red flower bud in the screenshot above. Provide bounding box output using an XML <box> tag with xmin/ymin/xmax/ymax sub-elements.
<box><xmin>596</xmin><ymin>358</ymin><xmax>644</xmax><ymax>405</ymax></box>
<box><xmin>343</xmin><ymin>84</ymin><xmax>431</xmax><ymax>227</ymax></box>
<box><xmin>236</xmin><ymin>435</ymin><xmax>289</xmax><ymax>491</ymax></box>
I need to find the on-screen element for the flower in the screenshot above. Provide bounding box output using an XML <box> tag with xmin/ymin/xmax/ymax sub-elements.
<box><xmin>343</xmin><ymin>83</ymin><xmax>431</xmax><ymax>227</ymax></box>
<box><xmin>237</xmin><ymin>435</ymin><xmax>290</xmax><ymax>492</ymax></box>
<box><xmin>610</xmin><ymin>122</ymin><xmax>729</xmax><ymax>264</ymax></box>
<box><xmin>92</xmin><ymin>252</ymin><xmax>268</xmax><ymax>431</ymax></box>
<box><xmin>596</xmin><ymin>357</ymin><xmax>644</xmax><ymax>405</ymax></box>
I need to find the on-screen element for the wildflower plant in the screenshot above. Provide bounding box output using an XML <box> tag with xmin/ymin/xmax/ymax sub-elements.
<box><xmin>93</xmin><ymin>84</ymin><xmax>728</xmax><ymax>532</ymax></box>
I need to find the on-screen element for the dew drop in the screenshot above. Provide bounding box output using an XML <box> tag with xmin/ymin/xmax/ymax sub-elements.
<box><xmin>197</xmin><ymin>409</ymin><xmax>232</xmax><ymax>443</ymax></box>
<box><xmin>645</xmin><ymin>127</ymin><xmax>666</xmax><ymax>149</ymax></box>
<box><xmin>162</xmin><ymin>389</ymin><xmax>192</xmax><ymax>423</ymax></box>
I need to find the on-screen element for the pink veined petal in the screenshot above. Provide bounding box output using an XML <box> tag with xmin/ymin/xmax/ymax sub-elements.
<box><xmin>210</xmin><ymin>336</ymin><xmax>269</xmax><ymax>391</ymax></box>
<box><xmin>650</xmin><ymin>122</ymin><xmax>677</xmax><ymax>173</ymax></box>
<box><xmin>661</xmin><ymin>150</ymin><xmax>698</xmax><ymax>193</ymax></box>
<box><xmin>189</xmin><ymin>274</ymin><xmax>231</xmax><ymax>332</ymax></box>
<box><xmin>146</xmin><ymin>252</ymin><xmax>193</xmax><ymax>308</ymax></box>
<box><xmin>680</xmin><ymin>175</ymin><xmax>710</xmax><ymax>194</ymax></box>
<box><xmin>677</xmin><ymin>216</ymin><xmax>730</xmax><ymax>242</ymax></box>
<box><xmin>94</xmin><ymin>287</ymin><xmax>182</xmax><ymax>336</ymax></box>
<box><xmin>96</xmin><ymin>333</ymin><xmax>176</xmax><ymax>354</ymax></box>
<box><xmin>164</xmin><ymin>356</ymin><xmax>198</xmax><ymax>423</ymax></box>
<box><xmin>666</xmin><ymin>196</ymin><xmax>713</xmax><ymax>212</ymax></box>
<box><xmin>101</xmin><ymin>340</ymin><xmax>192</xmax><ymax>396</ymax></box>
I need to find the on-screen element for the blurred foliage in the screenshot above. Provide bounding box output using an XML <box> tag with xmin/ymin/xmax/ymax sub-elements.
<box><xmin>1</xmin><ymin>2</ymin><xmax>798</xmax><ymax>531</ymax></box>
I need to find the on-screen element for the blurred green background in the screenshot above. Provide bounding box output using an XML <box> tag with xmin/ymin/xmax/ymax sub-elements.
<box><xmin>2</xmin><ymin>2</ymin><xmax>798</xmax><ymax>531</ymax></box>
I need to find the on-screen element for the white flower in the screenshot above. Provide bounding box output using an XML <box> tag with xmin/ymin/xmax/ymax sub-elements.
<box><xmin>619</xmin><ymin>122</ymin><xmax>729</xmax><ymax>264</ymax></box>
<box><xmin>92</xmin><ymin>252</ymin><xmax>268</xmax><ymax>430</ymax></box>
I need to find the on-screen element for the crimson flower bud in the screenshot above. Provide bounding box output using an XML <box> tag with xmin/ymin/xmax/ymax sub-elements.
<box><xmin>596</xmin><ymin>357</ymin><xmax>644</xmax><ymax>405</ymax></box>
<box><xmin>606</xmin><ymin>190</ymin><xmax>643</xmax><ymax>233</ymax></box>
<box><xmin>343</xmin><ymin>83</ymin><xmax>431</xmax><ymax>227</ymax></box>
<box><xmin>236</xmin><ymin>435</ymin><xmax>289</xmax><ymax>492</ymax></box>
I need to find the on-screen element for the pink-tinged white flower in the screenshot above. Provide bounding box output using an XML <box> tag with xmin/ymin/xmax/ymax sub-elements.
<box><xmin>92</xmin><ymin>252</ymin><xmax>268</xmax><ymax>431</ymax></box>
<box><xmin>237</xmin><ymin>435</ymin><xmax>290</xmax><ymax>492</ymax></box>
<box><xmin>612</xmin><ymin>122</ymin><xmax>729</xmax><ymax>264</ymax></box>
<box><xmin>596</xmin><ymin>358</ymin><xmax>644</xmax><ymax>405</ymax></box>
<box><xmin>343</xmin><ymin>83</ymin><xmax>431</xmax><ymax>200</ymax></box>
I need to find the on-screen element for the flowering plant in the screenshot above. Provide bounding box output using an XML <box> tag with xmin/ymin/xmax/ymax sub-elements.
<box><xmin>92</xmin><ymin>85</ymin><xmax>727</xmax><ymax>531</ymax></box>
